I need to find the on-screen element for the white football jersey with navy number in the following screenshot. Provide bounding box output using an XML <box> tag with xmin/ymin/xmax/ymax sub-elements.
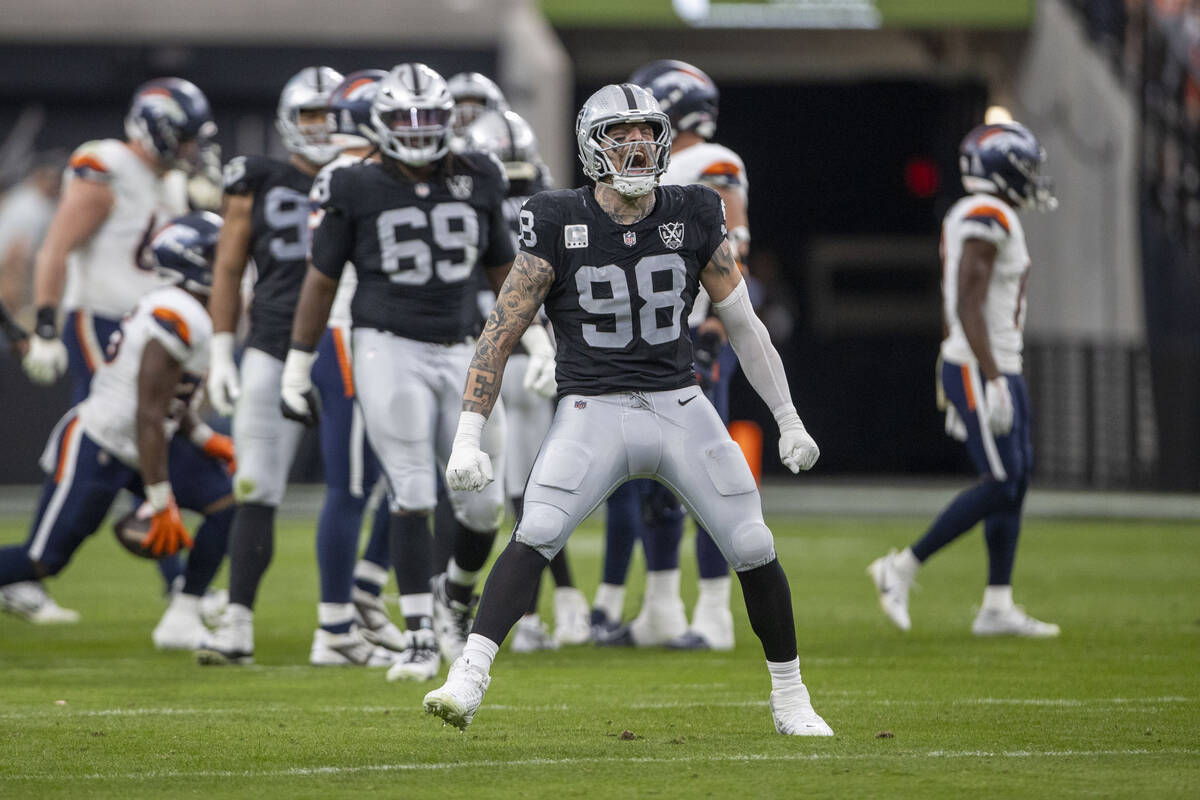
<box><xmin>940</xmin><ymin>193</ymin><xmax>1030</xmax><ymax>374</ymax></box>
<box><xmin>76</xmin><ymin>286</ymin><xmax>212</xmax><ymax>468</ymax></box>
<box><xmin>61</xmin><ymin>139</ymin><xmax>190</xmax><ymax>318</ymax></box>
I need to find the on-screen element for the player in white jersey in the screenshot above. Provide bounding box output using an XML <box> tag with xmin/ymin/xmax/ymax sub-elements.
<box><xmin>0</xmin><ymin>213</ymin><xmax>235</xmax><ymax>649</ymax></box>
<box><xmin>13</xmin><ymin>78</ymin><xmax>215</xmax><ymax>616</ymax></box>
<box><xmin>594</xmin><ymin>60</ymin><xmax>752</xmax><ymax>651</ymax></box>
<box><xmin>868</xmin><ymin>121</ymin><xmax>1060</xmax><ymax>638</ymax></box>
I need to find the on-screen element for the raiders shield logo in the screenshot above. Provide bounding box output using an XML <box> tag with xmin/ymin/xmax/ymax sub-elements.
<box><xmin>447</xmin><ymin>175</ymin><xmax>473</xmax><ymax>200</ymax></box>
<box><xmin>658</xmin><ymin>222</ymin><xmax>685</xmax><ymax>250</ymax></box>
<box><xmin>623</xmin><ymin>231</ymin><xmax>637</xmax><ymax>247</ymax></box>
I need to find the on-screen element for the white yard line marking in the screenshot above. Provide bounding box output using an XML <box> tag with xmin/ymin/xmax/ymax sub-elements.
<box><xmin>3</xmin><ymin>749</ymin><xmax>1198</xmax><ymax>782</ymax></box>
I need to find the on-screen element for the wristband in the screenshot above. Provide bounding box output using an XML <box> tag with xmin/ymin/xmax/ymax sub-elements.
<box><xmin>453</xmin><ymin>411</ymin><xmax>487</xmax><ymax>449</ymax></box>
<box><xmin>288</xmin><ymin>339</ymin><xmax>315</xmax><ymax>354</ymax></box>
<box><xmin>144</xmin><ymin>481</ymin><xmax>173</xmax><ymax>513</ymax></box>
<box><xmin>35</xmin><ymin>306</ymin><xmax>57</xmax><ymax>340</ymax></box>
<box><xmin>212</xmin><ymin>331</ymin><xmax>236</xmax><ymax>363</ymax></box>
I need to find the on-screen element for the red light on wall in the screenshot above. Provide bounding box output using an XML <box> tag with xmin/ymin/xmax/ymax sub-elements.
<box><xmin>904</xmin><ymin>157</ymin><xmax>940</xmax><ymax>198</ymax></box>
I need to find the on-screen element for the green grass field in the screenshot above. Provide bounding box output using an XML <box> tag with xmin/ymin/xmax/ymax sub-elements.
<box><xmin>1</xmin><ymin>509</ymin><xmax>1197</xmax><ymax>798</ymax></box>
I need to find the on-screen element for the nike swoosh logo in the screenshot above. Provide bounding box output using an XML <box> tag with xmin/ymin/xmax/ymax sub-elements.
<box><xmin>678</xmin><ymin>395</ymin><xmax>698</xmax><ymax>406</ymax></box>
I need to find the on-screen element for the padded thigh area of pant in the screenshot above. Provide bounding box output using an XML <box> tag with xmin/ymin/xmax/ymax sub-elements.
<box><xmin>701</xmin><ymin>440</ymin><xmax>757</xmax><ymax>497</ymax></box>
<box><xmin>531</xmin><ymin>439</ymin><xmax>591</xmax><ymax>493</ymax></box>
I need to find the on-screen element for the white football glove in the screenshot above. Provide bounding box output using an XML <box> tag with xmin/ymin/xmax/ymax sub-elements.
<box><xmin>520</xmin><ymin>324</ymin><xmax>557</xmax><ymax>399</ymax></box>
<box><xmin>944</xmin><ymin>405</ymin><xmax>968</xmax><ymax>442</ymax></box>
<box><xmin>445</xmin><ymin>411</ymin><xmax>494</xmax><ymax>492</ymax></box>
<box><xmin>22</xmin><ymin>335</ymin><xmax>68</xmax><ymax>385</ymax></box>
<box><xmin>983</xmin><ymin>376</ymin><xmax>1014</xmax><ymax>436</ymax></box>
<box><xmin>206</xmin><ymin>332</ymin><xmax>240</xmax><ymax>417</ymax></box>
<box><xmin>279</xmin><ymin>348</ymin><xmax>319</xmax><ymax>426</ymax></box>
<box><xmin>776</xmin><ymin>411</ymin><xmax>820</xmax><ymax>473</ymax></box>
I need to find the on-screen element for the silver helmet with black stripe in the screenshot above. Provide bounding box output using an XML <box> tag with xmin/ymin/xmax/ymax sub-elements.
<box><xmin>370</xmin><ymin>63</ymin><xmax>455</xmax><ymax>166</ymax></box>
<box><xmin>276</xmin><ymin>66</ymin><xmax>344</xmax><ymax>166</ymax></box>
<box><xmin>576</xmin><ymin>83</ymin><xmax>671</xmax><ymax>198</ymax></box>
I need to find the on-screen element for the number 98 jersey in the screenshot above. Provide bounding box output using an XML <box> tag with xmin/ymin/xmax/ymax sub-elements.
<box><xmin>310</xmin><ymin>152</ymin><xmax>514</xmax><ymax>344</ymax></box>
<box><xmin>223</xmin><ymin>154</ymin><xmax>319</xmax><ymax>359</ymax></box>
<box><xmin>520</xmin><ymin>184</ymin><xmax>726</xmax><ymax>397</ymax></box>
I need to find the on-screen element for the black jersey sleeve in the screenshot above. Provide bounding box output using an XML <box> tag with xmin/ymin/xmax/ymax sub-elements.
<box><xmin>309</xmin><ymin>168</ymin><xmax>354</xmax><ymax>281</ymax></box>
<box><xmin>477</xmin><ymin>154</ymin><xmax>517</xmax><ymax>269</ymax></box>
<box><xmin>692</xmin><ymin>185</ymin><xmax>728</xmax><ymax>267</ymax></box>
<box><xmin>518</xmin><ymin>190</ymin><xmax>564</xmax><ymax>267</ymax></box>
<box><xmin>222</xmin><ymin>155</ymin><xmax>264</xmax><ymax>196</ymax></box>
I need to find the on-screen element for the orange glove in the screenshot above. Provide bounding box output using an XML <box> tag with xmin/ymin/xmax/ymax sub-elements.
<box><xmin>139</xmin><ymin>483</ymin><xmax>193</xmax><ymax>557</ymax></box>
<box><xmin>191</xmin><ymin>424</ymin><xmax>237</xmax><ymax>475</ymax></box>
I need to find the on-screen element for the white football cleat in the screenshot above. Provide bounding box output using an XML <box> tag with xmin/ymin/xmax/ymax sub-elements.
<box><xmin>196</xmin><ymin>608</ymin><xmax>254</xmax><ymax>665</ymax></box>
<box><xmin>152</xmin><ymin>594</ymin><xmax>209</xmax><ymax>650</ymax></box>
<box><xmin>667</xmin><ymin>604</ymin><xmax>735</xmax><ymax>651</ymax></box>
<box><xmin>310</xmin><ymin>627</ymin><xmax>396</xmax><ymax>666</ymax></box>
<box><xmin>198</xmin><ymin>589</ymin><xmax>228</xmax><ymax>629</ymax></box>
<box><xmin>770</xmin><ymin>684</ymin><xmax>834</xmax><ymax>736</ymax></box>
<box><xmin>511</xmin><ymin>614</ymin><xmax>558</xmax><ymax>653</ymax></box>
<box><xmin>552</xmin><ymin>587</ymin><xmax>592</xmax><ymax>646</ymax></box>
<box><xmin>431</xmin><ymin>574</ymin><xmax>475</xmax><ymax>662</ymax></box>
<box><xmin>353</xmin><ymin>587</ymin><xmax>409</xmax><ymax>652</ymax></box>
<box><xmin>867</xmin><ymin>550</ymin><xmax>913</xmax><ymax>632</ymax></box>
<box><xmin>423</xmin><ymin>656</ymin><xmax>491</xmax><ymax>730</ymax></box>
<box><xmin>386</xmin><ymin>628</ymin><xmax>441</xmax><ymax>682</ymax></box>
<box><xmin>972</xmin><ymin>606</ymin><xmax>1060</xmax><ymax>638</ymax></box>
<box><xmin>0</xmin><ymin>581</ymin><xmax>80</xmax><ymax>624</ymax></box>
<box><xmin>627</xmin><ymin>596</ymin><xmax>688</xmax><ymax>646</ymax></box>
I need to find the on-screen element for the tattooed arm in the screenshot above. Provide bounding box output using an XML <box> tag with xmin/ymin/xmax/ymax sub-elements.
<box><xmin>463</xmin><ymin>250</ymin><xmax>556</xmax><ymax>417</ymax></box>
<box><xmin>698</xmin><ymin>239</ymin><xmax>743</xmax><ymax>303</ymax></box>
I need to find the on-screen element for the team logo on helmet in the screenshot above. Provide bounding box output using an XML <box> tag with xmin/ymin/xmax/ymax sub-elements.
<box><xmin>658</xmin><ymin>222</ymin><xmax>685</xmax><ymax>249</ymax></box>
<box><xmin>137</xmin><ymin>89</ymin><xmax>188</xmax><ymax>126</ymax></box>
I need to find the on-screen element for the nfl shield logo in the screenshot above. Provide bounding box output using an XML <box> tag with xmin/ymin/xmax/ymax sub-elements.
<box><xmin>658</xmin><ymin>222</ymin><xmax>685</xmax><ymax>250</ymax></box>
<box><xmin>623</xmin><ymin>231</ymin><xmax>637</xmax><ymax>247</ymax></box>
<box><xmin>415</xmin><ymin>183</ymin><xmax>431</xmax><ymax>198</ymax></box>
<box><xmin>447</xmin><ymin>175</ymin><xmax>473</xmax><ymax>200</ymax></box>
<box><xmin>574</xmin><ymin>399</ymin><xmax>587</xmax><ymax>409</ymax></box>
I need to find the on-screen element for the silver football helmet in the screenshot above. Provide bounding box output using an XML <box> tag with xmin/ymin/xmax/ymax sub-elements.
<box><xmin>576</xmin><ymin>84</ymin><xmax>671</xmax><ymax>198</ymax></box>
<box><xmin>447</xmin><ymin>72</ymin><xmax>510</xmax><ymax>136</ymax></box>
<box><xmin>465</xmin><ymin>109</ymin><xmax>541</xmax><ymax>182</ymax></box>
<box><xmin>370</xmin><ymin>63</ymin><xmax>455</xmax><ymax>166</ymax></box>
<box><xmin>276</xmin><ymin>66</ymin><xmax>344</xmax><ymax>166</ymax></box>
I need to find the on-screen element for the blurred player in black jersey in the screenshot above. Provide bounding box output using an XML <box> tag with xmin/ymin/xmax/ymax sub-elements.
<box><xmin>281</xmin><ymin>63</ymin><xmax>525</xmax><ymax>682</ymax></box>
<box><xmin>422</xmin><ymin>84</ymin><xmax>832</xmax><ymax>736</ymax></box>
<box><xmin>462</xmin><ymin>109</ymin><xmax>592</xmax><ymax>652</ymax></box>
<box><xmin>197</xmin><ymin>66</ymin><xmax>347</xmax><ymax>666</ymax></box>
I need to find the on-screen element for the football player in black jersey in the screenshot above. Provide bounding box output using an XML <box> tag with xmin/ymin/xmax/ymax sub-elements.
<box><xmin>281</xmin><ymin>63</ymin><xmax>522</xmax><ymax>682</ymax></box>
<box><xmin>423</xmin><ymin>84</ymin><xmax>833</xmax><ymax>736</ymax></box>
<box><xmin>464</xmin><ymin>109</ymin><xmax>593</xmax><ymax>651</ymax></box>
<box><xmin>197</xmin><ymin>66</ymin><xmax>346</xmax><ymax>666</ymax></box>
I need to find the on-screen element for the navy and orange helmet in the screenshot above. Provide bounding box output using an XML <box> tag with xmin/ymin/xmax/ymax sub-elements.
<box><xmin>959</xmin><ymin>122</ymin><xmax>1057</xmax><ymax>211</ymax></box>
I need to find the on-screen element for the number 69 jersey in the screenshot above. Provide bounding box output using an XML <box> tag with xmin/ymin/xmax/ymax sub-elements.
<box><xmin>223</xmin><ymin>154</ymin><xmax>317</xmax><ymax>360</ymax></box>
<box><xmin>310</xmin><ymin>152</ymin><xmax>514</xmax><ymax>344</ymax></box>
<box><xmin>519</xmin><ymin>184</ymin><xmax>726</xmax><ymax>397</ymax></box>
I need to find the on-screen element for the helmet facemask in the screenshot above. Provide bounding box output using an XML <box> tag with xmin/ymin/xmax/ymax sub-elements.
<box><xmin>276</xmin><ymin>66</ymin><xmax>345</xmax><ymax>167</ymax></box>
<box><xmin>373</xmin><ymin>105</ymin><xmax>453</xmax><ymax>166</ymax></box>
<box><xmin>593</xmin><ymin>120</ymin><xmax>669</xmax><ymax>198</ymax></box>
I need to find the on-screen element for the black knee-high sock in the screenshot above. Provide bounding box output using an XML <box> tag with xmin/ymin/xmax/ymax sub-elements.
<box><xmin>526</xmin><ymin>570</ymin><xmax>543</xmax><ymax>615</ymax></box>
<box><xmin>227</xmin><ymin>503</ymin><xmax>276</xmax><ymax>609</ymax></box>
<box><xmin>390</xmin><ymin>512</ymin><xmax>433</xmax><ymax>629</ymax></box>
<box><xmin>432</xmin><ymin>488</ymin><xmax>456</xmax><ymax>575</ymax></box>
<box><xmin>736</xmin><ymin>558</ymin><xmax>798</xmax><ymax>663</ymax></box>
<box><xmin>447</xmin><ymin>517</ymin><xmax>497</xmax><ymax>606</ymax></box>
<box><xmin>472</xmin><ymin>540</ymin><xmax>548</xmax><ymax>644</ymax></box>
<box><xmin>548</xmin><ymin>548</ymin><xmax>573</xmax><ymax>588</ymax></box>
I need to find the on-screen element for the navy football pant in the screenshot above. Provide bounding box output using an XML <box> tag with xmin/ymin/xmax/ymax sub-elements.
<box><xmin>0</xmin><ymin>412</ymin><xmax>231</xmax><ymax>592</ymax></box>
<box><xmin>911</xmin><ymin>361</ymin><xmax>1033</xmax><ymax>586</ymax></box>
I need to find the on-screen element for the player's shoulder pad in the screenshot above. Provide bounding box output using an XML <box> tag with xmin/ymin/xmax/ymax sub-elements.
<box><xmin>222</xmin><ymin>154</ymin><xmax>278</xmax><ymax>195</ymax></box>
<box><xmin>68</xmin><ymin>139</ymin><xmax>122</xmax><ymax>183</ymax></box>
<box><xmin>144</xmin><ymin>287</ymin><xmax>209</xmax><ymax>353</ymax></box>
<box><xmin>522</xmin><ymin>187</ymin><xmax>580</xmax><ymax>222</ymax></box>
<box><xmin>669</xmin><ymin>182</ymin><xmax>723</xmax><ymax>212</ymax></box>
<box><xmin>958</xmin><ymin>194</ymin><xmax>1014</xmax><ymax>236</ymax></box>
<box><xmin>457</xmin><ymin>149</ymin><xmax>509</xmax><ymax>194</ymax></box>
